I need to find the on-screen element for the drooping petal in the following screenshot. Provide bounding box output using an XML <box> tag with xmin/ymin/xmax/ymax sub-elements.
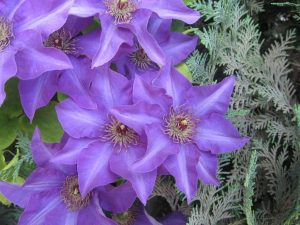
<box><xmin>194</xmin><ymin>113</ymin><xmax>250</xmax><ymax>154</ymax></box>
<box><xmin>99</xmin><ymin>182</ymin><xmax>137</xmax><ymax>213</ymax></box>
<box><xmin>139</xmin><ymin>0</ymin><xmax>200</xmax><ymax>24</ymax></box>
<box><xmin>0</xmin><ymin>182</ymin><xmax>31</xmax><ymax>208</ymax></box>
<box><xmin>131</xmin><ymin>124</ymin><xmax>179</xmax><ymax>173</ymax></box>
<box><xmin>125</xmin><ymin>9</ymin><xmax>166</xmax><ymax>66</ymax></box>
<box><xmin>92</xmin><ymin>14</ymin><xmax>133</xmax><ymax>67</ymax></box>
<box><xmin>78</xmin><ymin>141</ymin><xmax>117</xmax><ymax>197</ymax></box>
<box><xmin>90</xmin><ymin>64</ymin><xmax>132</xmax><ymax>109</ymax></box>
<box><xmin>187</xmin><ymin>76</ymin><xmax>236</xmax><ymax>118</ymax></box>
<box><xmin>163</xmin><ymin>144</ymin><xmax>199</xmax><ymax>203</ymax></box>
<box><xmin>52</xmin><ymin>138</ymin><xmax>96</xmax><ymax>165</ymax></box>
<box><xmin>58</xmin><ymin>56</ymin><xmax>97</xmax><ymax>110</ymax></box>
<box><xmin>14</xmin><ymin>0</ymin><xmax>74</xmax><ymax>36</ymax></box>
<box><xmin>154</xmin><ymin>62</ymin><xmax>191</xmax><ymax>107</ymax></box>
<box><xmin>110</xmin><ymin>146</ymin><xmax>157</xmax><ymax>205</ymax></box>
<box><xmin>76</xmin><ymin>29</ymin><xmax>101</xmax><ymax>59</ymax></box>
<box><xmin>56</xmin><ymin>99</ymin><xmax>105</xmax><ymax>138</ymax></box>
<box><xmin>162</xmin><ymin>33</ymin><xmax>198</xmax><ymax>65</ymax></box>
<box><xmin>69</xmin><ymin>0</ymin><xmax>106</xmax><ymax>17</ymax></box>
<box><xmin>19</xmin><ymin>71</ymin><xmax>58</xmax><ymax>120</ymax></box>
<box><xmin>45</xmin><ymin>202</ymin><xmax>79</xmax><ymax>225</ymax></box>
<box><xmin>110</xmin><ymin>102</ymin><xmax>164</xmax><ymax>135</ymax></box>
<box><xmin>14</xmin><ymin>30</ymin><xmax>72</xmax><ymax>80</ymax></box>
<box><xmin>196</xmin><ymin>151</ymin><xmax>220</xmax><ymax>185</ymax></box>
<box><xmin>0</xmin><ymin>47</ymin><xmax>17</xmax><ymax>105</ymax></box>
<box><xmin>148</xmin><ymin>14</ymin><xmax>172</xmax><ymax>44</ymax></box>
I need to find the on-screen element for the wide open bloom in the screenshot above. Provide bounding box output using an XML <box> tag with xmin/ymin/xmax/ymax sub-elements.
<box><xmin>0</xmin><ymin>129</ymin><xmax>136</xmax><ymax>225</ymax></box>
<box><xmin>110</xmin><ymin>64</ymin><xmax>250</xmax><ymax>201</ymax></box>
<box><xmin>19</xmin><ymin>15</ymin><xmax>98</xmax><ymax>120</ymax></box>
<box><xmin>69</xmin><ymin>0</ymin><xmax>200</xmax><ymax>67</ymax></box>
<box><xmin>0</xmin><ymin>0</ymin><xmax>74</xmax><ymax>106</ymax></box>
<box><xmin>55</xmin><ymin>65</ymin><xmax>157</xmax><ymax>204</ymax></box>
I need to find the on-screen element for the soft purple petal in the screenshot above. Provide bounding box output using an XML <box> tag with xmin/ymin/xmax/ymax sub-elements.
<box><xmin>126</xmin><ymin>9</ymin><xmax>166</xmax><ymax>66</ymax></box>
<box><xmin>161</xmin><ymin>211</ymin><xmax>186</xmax><ymax>225</ymax></box>
<box><xmin>19</xmin><ymin>71</ymin><xmax>58</xmax><ymax>120</ymax></box>
<box><xmin>0</xmin><ymin>182</ymin><xmax>31</xmax><ymax>208</ymax></box>
<box><xmin>154</xmin><ymin>62</ymin><xmax>191</xmax><ymax>107</ymax></box>
<box><xmin>56</xmin><ymin>99</ymin><xmax>105</xmax><ymax>138</ymax></box>
<box><xmin>0</xmin><ymin>47</ymin><xmax>17</xmax><ymax>105</ymax></box>
<box><xmin>76</xmin><ymin>29</ymin><xmax>101</xmax><ymax>59</ymax></box>
<box><xmin>90</xmin><ymin>64</ymin><xmax>132</xmax><ymax>109</ymax></box>
<box><xmin>132</xmin><ymin>124</ymin><xmax>179</xmax><ymax>173</ymax></box>
<box><xmin>0</xmin><ymin>0</ymin><xmax>24</xmax><ymax>21</ymax></box>
<box><xmin>45</xmin><ymin>202</ymin><xmax>79</xmax><ymax>225</ymax></box>
<box><xmin>99</xmin><ymin>182</ymin><xmax>137</xmax><ymax>214</ymax></box>
<box><xmin>163</xmin><ymin>144</ymin><xmax>199</xmax><ymax>203</ymax></box>
<box><xmin>62</xmin><ymin>15</ymin><xmax>93</xmax><ymax>36</ymax></box>
<box><xmin>70</xmin><ymin>0</ymin><xmax>106</xmax><ymax>17</ymax></box>
<box><xmin>110</xmin><ymin>102</ymin><xmax>164</xmax><ymax>135</ymax></box>
<box><xmin>92</xmin><ymin>14</ymin><xmax>133</xmax><ymax>67</ymax></box>
<box><xmin>187</xmin><ymin>76</ymin><xmax>236</xmax><ymax>118</ymax></box>
<box><xmin>134</xmin><ymin>208</ymin><xmax>162</xmax><ymax>225</ymax></box>
<box><xmin>78</xmin><ymin>141</ymin><xmax>117</xmax><ymax>196</ymax></box>
<box><xmin>14</xmin><ymin>30</ymin><xmax>72</xmax><ymax>80</ymax></box>
<box><xmin>194</xmin><ymin>113</ymin><xmax>250</xmax><ymax>154</ymax></box>
<box><xmin>14</xmin><ymin>0</ymin><xmax>74</xmax><ymax>36</ymax></box>
<box><xmin>52</xmin><ymin>138</ymin><xmax>96</xmax><ymax>165</ymax></box>
<box><xmin>110</xmin><ymin>146</ymin><xmax>157</xmax><ymax>205</ymax></box>
<box><xmin>148</xmin><ymin>14</ymin><xmax>172</xmax><ymax>44</ymax></box>
<box><xmin>139</xmin><ymin>0</ymin><xmax>200</xmax><ymax>24</ymax></box>
<box><xmin>58</xmin><ymin>56</ymin><xmax>97</xmax><ymax>110</ymax></box>
<box><xmin>196</xmin><ymin>151</ymin><xmax>220</xmax><ymax>185</ymax></box>
<box><xmin>162</xmin><ymin>33</ymin><xmax>198</xmax><ymax>65</ymax></box>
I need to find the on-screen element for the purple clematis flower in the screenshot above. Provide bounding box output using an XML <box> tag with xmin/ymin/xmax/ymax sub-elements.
<box><xmin>54</xmin><ymin>65</ymin><xmax>157</xmax><ymax>205</ymax></box>
<box><xmin>19</xmin><ymin>15</ymin><xmax>99</xmax><ymax>120</ymax></box>
<box><xmin>0</xmin><ymin>129</ymin><xmax>137</xmax><ymax>225</ymax></box>
<box><xmin>110</xmin><ymin>63</ymin><xmax>250</xmax><ymax>202</ymax></box>
<box><xmin>0</xmin><ymin>0</ymin><xmax>74</xmax><ymax>106</ymax></box>
<box><xmin>113</xmin><ymin>14</ymin><xmax>198</xmax><ymax>78</ymax></box>
<box><xmin>69</xmin><ymin>0</ymin><xmax>200</xmax><ymax>67</ymax></box>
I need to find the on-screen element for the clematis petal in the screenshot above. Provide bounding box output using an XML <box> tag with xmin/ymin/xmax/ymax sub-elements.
<box><xmin>14</xmin><ymin>0</ymin><xmax>74</xmax><ymax>36</ymax></box>
<box><xmin>0</xmin><ymin>0</ymin><xmax>25</xmax><ymax>20</ymax></box>
<box><xmin>110</xmin><ymin>146</ymin><xmax>157</xmax><ymax>205</ymax></box>
<box><xmin>58</xmin><ymin>56</ymin><xmax>97</xmax><ymax>110</ymax></box>
<box><xmin>139</xmin><ymin>0</ymin><xmax>200</xmax><ymax>24</ymax></box>
<box><xmin>14</xmin><ymin>30</ymin><xmax>72</xmax><ymax>80</ymax></box>
<box><xmin>90</xmin><ymin>64</ymin><xmax>132</xmax><ymax>109</ymax></box>
<box><xmin>76</xmin><ymin>29</ymin><xmax>101</xmax><ymax>59</ymax></box>
<box><xmin>163</xmin><ymin>144</ymin><xmax>199</xmax><ymax>203</ymax></box>
<box><xmin>78</xmin><ymin>141</ymin><xmax>117</xmax><ymax>197</ymax></box>
<box><xmin>56</xmin><ymin>99</ymin><xmax>105</xmax><ymax>138</ymax></box>
<box><xmin>161</xmin><ymin>211</ymin><xmax>187</xmax><ymax>225</ymax></box>
<box><xmin>148</xmin><ymin>14</ymin><xmax>172</xmax><ymax>44</ymax></box>
<box><xmin>69</xmin><ymin>0</ymin><xmax>106</xmax><ymax>17</ymax></box>
<box><xmin>19</xmin><ymin>71</ymin><xmax>58</xmax><ymax>120</ymax></box>
<box><xmin>187</xmin><ymin>76</ymin><xmax>236</xmax><ymax>118</ymax></box>
<box><xmin>99</xmin><ymin>182</ymin><xmax>137</xmax><ymax>213</ymax></box>
<box><xmin>162</xmin><ymin>33</ymin><xmax>198</xmax><ymax>65</ymax></box>
<box><xmin>154</xmin><ymin>62</ymin><xmax>191</xmax><ymax>107</ymax></box>
<box><xmin>196</xmin><ymin>151</ymin><xmax>220</xmax><ymax>185</ymax></box>
<box><xmin>111</xmin><ymin>102</ymin><xmax>164</xmax><ymax>135</ymax></box>
<box><xmin>52</xmin><ymin>138</ymin><xmax>96</xmax><ymax>165</ymax></box>
<box><xmin>92</xmin><ymin>14</ymin><xmax>133</xmax><ymax>67</ymax></box>
<box><xmin>0</xmin><ymin>46</ymin><xmax>17</xmax><ymax>106</ymax></box>
<box><xmin>131</xmin><ymin>124</ymin><xmax>179</xmax><ymax>173</ymax></box>
<box><xmin>0</xmin><ymin>182</ymin><xmax>31</xmax><ymax>208</ymax></box>
<box><xmin>194</xmin><ymin>113</ymin><xmax>250</xmax><ymax>154</ymax></box>
<box><xmin>45</xmin><ymin>203</ymin><xmax>79</xmax><ymax>225</ymax></box>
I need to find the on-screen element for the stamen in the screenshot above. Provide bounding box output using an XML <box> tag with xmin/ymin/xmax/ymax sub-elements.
<box><xmin>61</xmin><ymin>176</ymin><xmax>92</xmax><ymax>211</ymax></box>
<box><xmin>105</xmin><ymin>0</ymin><xmax>137</xmax><ymax>24</ymax></box>
<box><xmin>164</xmin><ymin>108</ymin><xmax>197</xmax><ymax>144</ymax></box>
<box><xmin>129</xmin><ymin>43</ymin><xmax>157</xmax><ymax>70</ymax></box>
<box><xmin>113</xmin><ymin>201</ymin><xmax>140</xmax><ymax>225</ymax></box>
<box><xmin>44</xmin><ymin>29</ymin><xmax>77</xmax><ymax>55</ymax></box>
<box><xmin>102</xmin><ymin>115</ymin><xmax>139</xmax><ymax>150</ymax></box>
<box><xmin>0</xmin><ymin>17</ymin><xmax>13</xmax><ymax>52</ymax></box>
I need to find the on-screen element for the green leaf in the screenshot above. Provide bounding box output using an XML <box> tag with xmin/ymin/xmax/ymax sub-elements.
<box><xmin>57</xmin><ymin>92</ymin><xmax>68</xmax><ymax>102</ymax></box>
<box><xmin>176</xmin><ymin>63</ymin><xmax>193</xmax><ymax>82</ymax></box>
<box><xmin>32</xmin><ymin>101</ymin><xmax>63</xmax><ymax>143</ymax></box>
<box><xmin>0</xmin><ymin>114</ymin><xmax>18</xmax><ymax>150</ymax></box>
<box><xmin>2</xmin><ymin>149</ymin><xmax>19</xmax><ymax>171</ymax></box>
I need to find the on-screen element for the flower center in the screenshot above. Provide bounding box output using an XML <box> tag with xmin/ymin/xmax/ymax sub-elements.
<box><xmin>0</xmin><ymin>17</ymin><xmax>13</xmax><ymax>51</ymax></box>
<box><xmin>103</xmin><ymin>116</ymin><xmax>139</xmax><ymax>150</ymax></box>
<box><xmin>44</xmin><ymin>29</ymin><xmax>77</xmax><ymax>55</ymax></box>
<box><xmin>113</xmin><ymin>201</ymin><xmax>139</xmax><ymax>225</ymax></box>
<box><xmin>129</xmin><ymin>44</ymin><xmax>157</xmax><ymax>70</ymax></box>
<box><xmin>164</xmin><ymin>109</ymin><xmax>196</xmax><ymax>143</ymax></box>
<box><xmin>105</xmin><ymin>0</ymin><xmax>137</xmax><ymax>24</ymax></box>
<box><xmin>61</xmin><ymin>176</ymin><xmax>92</xmax><ymax>211</ymax></box>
